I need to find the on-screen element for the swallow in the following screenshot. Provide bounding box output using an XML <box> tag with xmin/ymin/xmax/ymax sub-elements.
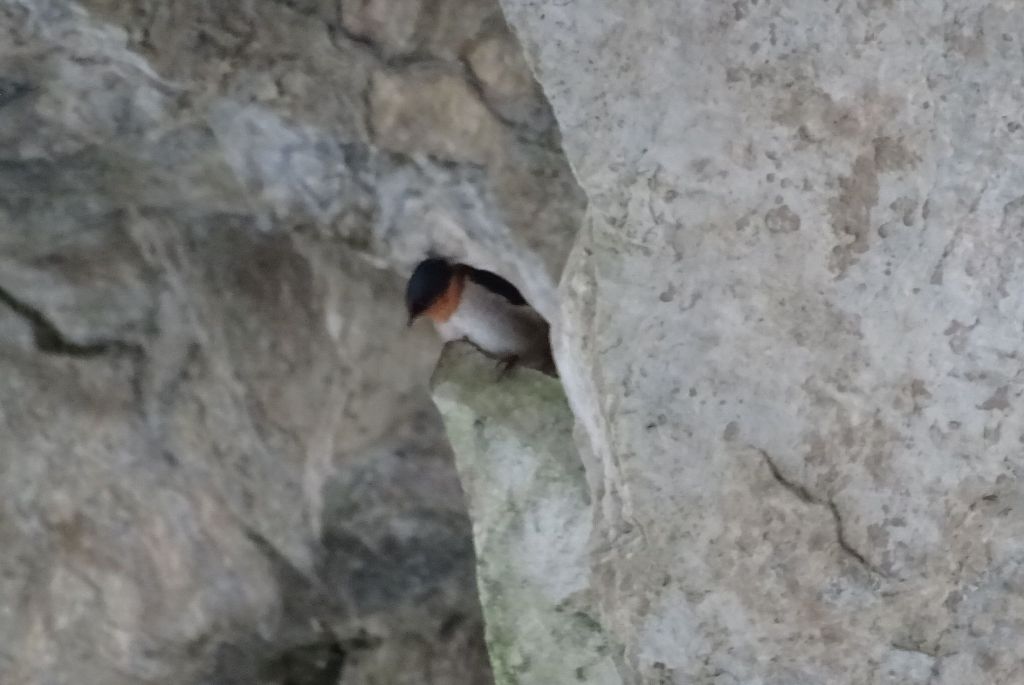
<box><xmin>405</xmin><ymin>257</ymin><xmax>556</xmax><ymax>376</ymax></box>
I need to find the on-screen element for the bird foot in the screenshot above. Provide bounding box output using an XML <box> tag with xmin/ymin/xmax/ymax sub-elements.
<box><xmin>495</xmin><ymin>356</ymin><xmax>520</xmax><ymax>380</ymax></box>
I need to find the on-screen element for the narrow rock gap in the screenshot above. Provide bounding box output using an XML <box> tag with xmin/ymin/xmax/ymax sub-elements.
<box><xmin>0</xmin><ymin>282</ymin><xmax>142</xmax><ymax>359</ymax></box>
<box><xmin>757</xmin><ymin>449</ymin><xmax>887</xmax><ymax>578</ymax></box>
<box><xmin>0</xmin><ymin>282</ymin><xmax>148</xmax><ymax>406</ymax></box>
<box><xmin>758</xmin><ymin>447</ymin><xmax>816</xmax><ymax>504</ymax></box>
<box><xmin>826</xmin><ymin>500</ymin><xmax>883</xmax><ymax>576</ymax></box>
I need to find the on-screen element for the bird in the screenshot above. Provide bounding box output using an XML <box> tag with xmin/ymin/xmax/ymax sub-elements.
<box><xmin>405</xmin><ymin>257</ymin><xmax>556</xmax><ymax>376</ymax></box>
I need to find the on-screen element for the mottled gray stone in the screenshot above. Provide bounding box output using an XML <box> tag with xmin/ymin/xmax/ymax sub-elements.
<box><xmin>432</xmin><ymin>343</ymin><xmax>621</xmax><ymax>685</ymax></box>
<box><xmin>0</xmin><ymin>0</ymin><xmax>582</xmax><ymax>682</ymax></box>
<box><xmin>498</xmin><ymin>0</ymin><xmax>1024</xmax><ymax>683</ymax></box>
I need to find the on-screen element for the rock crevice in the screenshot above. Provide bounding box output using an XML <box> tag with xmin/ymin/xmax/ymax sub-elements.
<box><xmin>758</xmin><ymin>448</ymin><xmax>886</xmax><ymax>578</ymax></box>
<box><xmin>496</xmin><ymin>0</ymin><xmax>1024</xmax><ymax>682</ymax></box>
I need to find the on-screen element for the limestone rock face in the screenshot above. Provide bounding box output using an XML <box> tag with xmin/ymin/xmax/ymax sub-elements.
<box><xmin>0</xmin><ymin>0</ymin><xmax>580</xmax><ymax>683</ymax></box>
<box><xmin>432</xmin><ymin>343</ymin><xmax>620</xmax><ymax>685</ymax></box>
<box><xmin>497</xmin><ymin>1</ymin><xmax>1024</xmax><ymax>683</ymax></box>
<box><xmin>12</xmin><ymin>0</ymin><xmax>1024</xmax><ymax>681</ymax></box>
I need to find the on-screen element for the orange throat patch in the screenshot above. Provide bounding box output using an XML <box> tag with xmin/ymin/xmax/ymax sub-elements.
<box><xmin>425</xmin><ymin>274</ymin><xmax>464</xmax><ymax>323</ymax></box>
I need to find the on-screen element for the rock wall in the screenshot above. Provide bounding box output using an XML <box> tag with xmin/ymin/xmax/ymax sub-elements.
<box><xmin>432</xmin><ymin>343</ymin><xmax>620</xmax><ymax>685</ymax></box>
<box><xmin>497</xmin><ymin>1</ymin><xmax>1024</xmax><ymax>683</ymax></box>
<box><xmin>0</xmin><ymin>0</ymin><xmax>581</xmax><ymax>683</ymax></box>
<box><xmin>10</xmin><ymin>0</ymin><xmax>1024</xmax><ymax>682</ymax></box>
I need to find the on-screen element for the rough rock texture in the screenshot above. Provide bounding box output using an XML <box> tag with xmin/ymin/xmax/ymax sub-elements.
<box><xmin>432</xmin><ymin>343</ymin><xmax>620</xmax><ymax>685</ymax></box>
<box><xmin>497</xmin><ymin>1</ymin><xmax>1024</xmax><ymax>683</ymax></box>
<box><xmin>0</xmin><ymin>0</ymin><xmax>581</xmax><ymax>683</ymax></box>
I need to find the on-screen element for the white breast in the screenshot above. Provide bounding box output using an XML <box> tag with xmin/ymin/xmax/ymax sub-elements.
<box><xmin>435</xmin><ymin>281</ymin><xmax>549</xmax><ymax>361</ymax></box>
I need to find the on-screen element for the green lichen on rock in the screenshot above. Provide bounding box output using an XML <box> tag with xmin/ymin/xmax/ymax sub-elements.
<box><xmin>431</xmin><ymin>342</ymin><xmax>622</xmax><ymax>685</ymax></box>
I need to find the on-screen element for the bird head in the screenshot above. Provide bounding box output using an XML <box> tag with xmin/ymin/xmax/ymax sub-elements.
<box><xmin>405</xmin><ymin>257</ymin><xmax>456</xmax><ymax>326</ymax></box>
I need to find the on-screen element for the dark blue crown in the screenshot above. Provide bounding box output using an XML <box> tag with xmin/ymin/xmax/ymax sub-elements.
<box><xmin>405</xmin><ymin>258</ymin><xmax>454</xmax><ymax>321</ymax></box>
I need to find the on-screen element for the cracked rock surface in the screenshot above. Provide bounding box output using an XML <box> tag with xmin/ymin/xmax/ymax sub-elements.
<box><xmin>0</xmin><ymin>0</ymin><xmax>581</xmax><ymax>683</ymax></box>
<box><xmin>497</xmin><ymin>0</ymin><xmax>1024</xmax><ymax>683</ymax></box>
<box><xmin>10</xmin><ymin>0</ymin><xmax>1024</xmax><ymax>682</ymax></box>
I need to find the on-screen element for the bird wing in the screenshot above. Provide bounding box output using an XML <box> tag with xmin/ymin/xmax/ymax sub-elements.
<box><xmin>462</xmin><ymin>265</ymin><xmax>528</xmax><ymax>306</ymax></box>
